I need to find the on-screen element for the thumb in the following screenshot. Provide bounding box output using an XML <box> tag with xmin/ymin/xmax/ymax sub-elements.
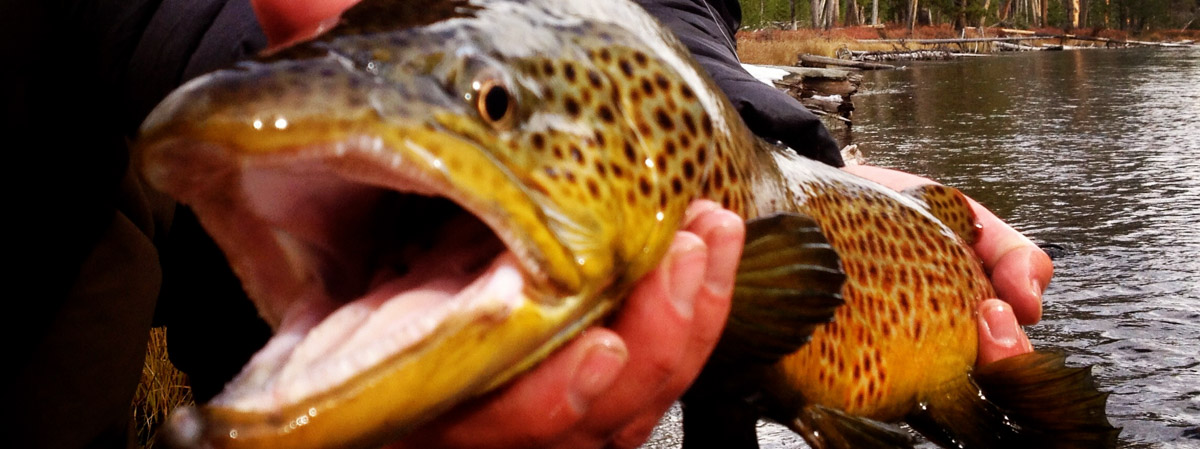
<box><xmin>251</xmin><ymin>0</ymin><xmax>360</xmax><ymax>52</ymax></box>
<box><xmin>976</xmin><ymin>299</ymin><xmax>1034</xmax><ymax>366</ymax></box>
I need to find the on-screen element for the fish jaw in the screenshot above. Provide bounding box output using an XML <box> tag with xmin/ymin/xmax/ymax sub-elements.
<box><xmin>138</xmin><ymin>58</ymin><xmax>622</xmax><ymax>448</ymax></box>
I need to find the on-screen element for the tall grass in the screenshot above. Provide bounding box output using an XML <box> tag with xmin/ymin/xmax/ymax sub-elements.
<box><xmin>736</xmin><ymin>27</ymin><xmax>914</xmax><ymax>65</ymax></box>
<box><xmin>132</xmin><ymin>327</ymin><xmax>194</xmax><ymax>448</ymax></box>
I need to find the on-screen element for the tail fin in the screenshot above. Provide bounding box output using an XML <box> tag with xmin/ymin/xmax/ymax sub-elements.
<box><xmin>974</xmin><ymin>351</ymin><xmax>1119</xmax><ymax>448</ymax></box>
<box><xmin>905</xmin><ymin>350</ymin><xmax>1119</xmax><ymax>449</ymax></box>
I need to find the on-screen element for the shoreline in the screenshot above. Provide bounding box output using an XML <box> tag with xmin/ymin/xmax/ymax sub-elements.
<box><xmin>736</xmin><ymin>24</ymin><xmax>1200</xmax><ymax>66</ymax></box>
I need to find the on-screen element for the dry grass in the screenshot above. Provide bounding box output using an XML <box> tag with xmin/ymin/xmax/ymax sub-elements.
<box><xmin>735</xmin><ymin>25</ymin><xmax>971</xmax><ymax>65</ymax></box>
<box><xmin>132</xmin><ymin>327</ymin><xmax>194</xmax><ymax>448</ymax></box>
<box><xmin>736</xmin><ymin>28</ymin><xmax>893</xmax><ymax>64</ymax></box>
<box><xmin>734</xmin><ymin>24</ymin><xmax>1199</xmax><ymax>66</ymax></box>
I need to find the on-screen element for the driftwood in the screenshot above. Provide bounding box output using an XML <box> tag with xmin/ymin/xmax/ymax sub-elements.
<box><xmin>859</xmin><ymin>29</ymin><xmax>1197</xmax><ymax>49</ymax></box>
<box><xmin>997</xmin><ymin>28</ymin><xmax>1197</xmax><ymax>47</ymax></box>
<box><xmin>849</xmin><ymin>49</ymin><xmax>958</xmax><ymax>61</ymax></box>
<box><xmin>797</xmin><ymin>54</ymin><xmax>897</xmax><ymax>70</ymax></box>
<box><xmin>857</xmin><ymin>36</ymin><xmax>1045</xmax><ymax>44</ymax></box>
<box><xmin>994</xmin><ymin>41</ymin><xmax>1063</xmax><ymax>51</ymax></box>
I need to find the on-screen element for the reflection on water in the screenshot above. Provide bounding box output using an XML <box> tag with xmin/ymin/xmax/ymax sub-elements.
<box><xmin>853</xmin><ymin>47</ymin><xmax>1200</xmax><ymax>447</ymax></box>
<box><xmin>644</xmin><ymin>47</ymin><xmax>1199</xmax><ymax>448</ymax></box>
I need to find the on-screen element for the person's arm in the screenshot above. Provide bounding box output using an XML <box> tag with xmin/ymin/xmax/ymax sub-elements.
<box><xmin>636</xmin><ymin>0</ymin><xmax>844</xmax><ymax>167</ymax></box>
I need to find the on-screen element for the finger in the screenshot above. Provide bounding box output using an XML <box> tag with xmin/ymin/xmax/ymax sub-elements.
<box><xmin>971</xmin><ymin>205</ymin><xmax>1051</xmax><ymax>325</ymax></box>
<box><xmin>397</xmin><ymin>329</ymin><xmax>628</xmax><ymax>449</ymax></box>
<box><xmin>557</xmin><ymin>231</ymin><xmax>708</xmax><ymax>448</ymax></box>
<box><xmin>976</xmin><ymin>299</ymin><xmax>1034</xmax><ymax>367</ymax></box>
<box><xmin>609</xmin><ymin>204</ymin><xmax>744</xmax><ymax>449</ymax></box>
<box><xmin>251</xmin><ymin>0</ymin><xmax>359</xmax><ymax>52</ymax></box>
<box><xmin>684</xmin><ymin>200</ymin><xmax>743</xmax><ymax>302</ymax></box>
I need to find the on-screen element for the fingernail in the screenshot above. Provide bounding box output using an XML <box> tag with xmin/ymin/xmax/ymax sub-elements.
<box><xmin>569</xmin><ymin>338</ymin><xmax>627</xmax><ymax>411</ymax></box>
<box><xmin>982</xmin><ymin>302</ymin><xmax>1020</xmax><ymax>348</ymax></box>
<box><xmin>1029</xmin><ymin>278</ymin><xmax>1043</xmax><ymax>304</ymax></box>
<box><xmin>667</xmin><ymin>237</ymin><xmax>706</xmax><ymax>320</ymax></box>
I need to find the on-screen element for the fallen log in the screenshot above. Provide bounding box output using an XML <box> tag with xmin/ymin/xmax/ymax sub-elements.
<box><xmin>856</xmin><ymin>36</ymin><xmax>1044</xmax><ymax>44</ymax></box>
<box><xmin>849</xmin><ymin>49</ymin><xmax>957</xmax><ymax>61</ymax></box>
<box><xmin>994</xmin><ymin>41</ymin><xmax>1064</xmax><ymax>51</ymax></box>
<box><xmin>797</xmin><ymin>54</ymin><xmax>896</xmax><ymax>70</ymax></box>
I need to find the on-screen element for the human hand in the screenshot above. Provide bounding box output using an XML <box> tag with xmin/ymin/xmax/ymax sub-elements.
<box><xmin>842</xmin><ymin>165</ymin><xmax>1052</xmax><ymax>366</ymax></box>
<box><xmin>378</xmin><ymin>201</ymin><xmax>742</xmax><ymax>449</ymax></box>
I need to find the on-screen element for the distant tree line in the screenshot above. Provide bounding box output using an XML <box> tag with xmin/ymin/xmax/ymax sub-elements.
<box><xmin>739</xmin><ymin>0</ymin><xmax>1200</xmax><ymax>32</ymax></box>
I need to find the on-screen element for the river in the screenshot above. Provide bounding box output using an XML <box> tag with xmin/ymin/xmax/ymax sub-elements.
<box><xmin>645</xmin><ymin>47</ymin><xmax>1200</xmax><ymax>448</ymax></box>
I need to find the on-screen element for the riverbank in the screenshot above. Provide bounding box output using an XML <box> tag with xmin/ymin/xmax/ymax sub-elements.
<box><xmin>736</xmin><ymin>24</ymin><xmax>1200</xmax><ymax>65</ymax></box>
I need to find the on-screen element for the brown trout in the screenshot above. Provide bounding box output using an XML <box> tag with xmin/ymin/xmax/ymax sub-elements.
<box><xmin>135</xmin><ymin>0</ymin><xmax>1116</xmax><ymax>448</ymax></box>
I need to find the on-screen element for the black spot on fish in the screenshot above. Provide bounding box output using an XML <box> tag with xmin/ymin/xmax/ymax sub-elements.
<box><xmin>563</xmin><ymin>64</ymin><xmax>577</xmax><ymax>83</ymax></box>
<box><xmin>623</xmin><ymin>142</ymin><xmax>637</xmax><ymax>164</ymax></box>
<box><xmin>564</xmin><ymin>98</ymin><xmax>581</xmax><ymax>117</ymax></box>
<box><xmin>640</xmin><ymin>78</ymin><xmax>654</xmax><ymax>96</ymax></box>
<box><xmin>654</xmin><ymin>108</ymin><xmax>674</xmax><ymax>131</ymax></box>
<box><xmin>682</xmin><ymin>160</ymin><xmax>696</xmax><ymax>180</ymax></box>
<box><xmin>654</xmin><ymin>73</ymin><xmax>670</xmax><ymax>90</ymax></box>
<box><xmin>597</xmin><ymin>105</ymin><xmax>615</xmax><ymax>123</ymax></box>
<box><xmin>619</xmin><ymin>59</ymin><xmax>634</xmax><ymax>78</ymax></box>
<box><xmin>587</xmin><ymin>70</ymin><xmax>603</xmax><ymax>89</ymax></box>
<box><xmin>633</xmin><ymin>51</ymin><xmax>648</xmax><ymax>67</ymax></box>
<box><xmin>680</xmin><ymin>84</ymin><xmax>695</xmax><ymax>100</ymax></box>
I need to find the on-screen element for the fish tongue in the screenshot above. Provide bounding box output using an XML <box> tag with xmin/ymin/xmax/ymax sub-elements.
<box><xmin>216</xmin><ymin>247</ymin><xmax>524</xmax><ymax>412</ymax></box>
<box><xmin>287</xmin><ymin>215</ymin><xmax>508</xmax><ymax>376</ymax></box>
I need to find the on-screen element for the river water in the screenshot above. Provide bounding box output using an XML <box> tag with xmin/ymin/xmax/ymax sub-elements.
<box><xmin>645</xmin><ymin>47</ymin><xmax>1200</xmax><ymax>448</ymax></box>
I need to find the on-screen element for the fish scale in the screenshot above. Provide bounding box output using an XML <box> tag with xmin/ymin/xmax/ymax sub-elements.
<box><xmin>135</xmin><ymin>0</ymin><xmax>1116</xmax><ymax>448</ymax></box>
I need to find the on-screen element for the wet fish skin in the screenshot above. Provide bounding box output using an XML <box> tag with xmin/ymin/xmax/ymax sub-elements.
<box><xmin>135</xmin><ymin>0</ymin><xmax>1117</xmax><ymax>448</ymax></box>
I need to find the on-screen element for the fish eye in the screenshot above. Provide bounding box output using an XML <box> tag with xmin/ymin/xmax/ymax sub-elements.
<box><xmin>475</xmin><ymin>79</ymin><xmax>516</xmax><ymax>129</ymax></box>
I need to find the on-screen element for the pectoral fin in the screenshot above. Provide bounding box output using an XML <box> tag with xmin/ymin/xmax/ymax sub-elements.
<box><xmin>713</xmin><ymin>212</ymin><xmax>846</xmax><ymax>364</ymax></box>
<box><xmin>902</xmin><ymin>184</ymin><xmax>980</xmax><ymax>245</ymax></box>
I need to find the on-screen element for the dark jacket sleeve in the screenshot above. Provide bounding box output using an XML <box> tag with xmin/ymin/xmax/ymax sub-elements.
<box><xmin>1</xmin><ymin>1</ymin><xmax>269</xmax><ymax>447</ymax></box>
<box><xmin>635</xmin><ymin>0</ymin><xmax>844</xmax><ymax>167</ymax></box>
<box><xmin>125</xmin><ymin>0</ymin><xmax>274</xmax><ymax>402</ymax></box>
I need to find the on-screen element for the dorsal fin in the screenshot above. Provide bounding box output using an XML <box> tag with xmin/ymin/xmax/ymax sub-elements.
<box><xmin>711</xmin><ymin>212</ymin><xmax>846</xmax><ymax>365</ymax></box>
<box><xmin>901</xmin><ymin>184</ymin><xmax>981</xmax><ymax>245</ymax></box>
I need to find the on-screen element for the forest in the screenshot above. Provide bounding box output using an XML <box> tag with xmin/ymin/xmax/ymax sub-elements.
<box><xmin>740</xmin><ymin>0</ymin><xmax>1200</xmax><ymax>32</ymax></box>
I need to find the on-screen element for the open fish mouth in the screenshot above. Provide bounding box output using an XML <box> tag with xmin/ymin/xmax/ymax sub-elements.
<box><xmin>148</xmin><ymin>140</ymin><xmax>537</xmax><ymax>414</ymax></box>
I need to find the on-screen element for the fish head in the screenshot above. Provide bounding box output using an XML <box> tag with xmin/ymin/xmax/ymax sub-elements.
<box><xmin>137</xmin><ymin>0</ymin><xmax>734</xmax><ymax>447</ymax></box>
